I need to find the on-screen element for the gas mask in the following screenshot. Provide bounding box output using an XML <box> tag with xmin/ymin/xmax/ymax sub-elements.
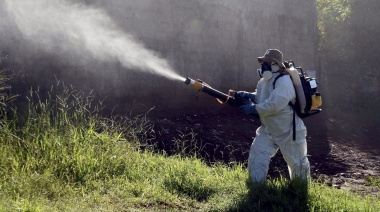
<box><xmin>258</xmin><ymin>63</ymin><xmax>280</xmax><ymax>80</ymax></box>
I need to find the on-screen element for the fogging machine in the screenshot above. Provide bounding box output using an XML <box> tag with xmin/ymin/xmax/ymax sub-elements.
<box><xmin>184</xmin><ymin>77</ymin><xmax>248</xmax><ymax>107</ymax></box>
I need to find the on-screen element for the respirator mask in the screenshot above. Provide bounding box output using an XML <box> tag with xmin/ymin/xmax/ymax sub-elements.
<box><xmin>257</xmin><ymin>62</ymin><xmax>280</xmax><ymax>80</ymax></box>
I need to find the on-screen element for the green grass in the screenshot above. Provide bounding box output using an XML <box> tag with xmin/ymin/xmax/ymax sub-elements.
<box><xmin>366</xmin><ymin>176</ymin><xmax>380</xmax><ymax>188</ymax></box>
<box><xmin>0</xmin><ymin>76</ymin><xmax>379</xmax><ymax>211</ymax></box>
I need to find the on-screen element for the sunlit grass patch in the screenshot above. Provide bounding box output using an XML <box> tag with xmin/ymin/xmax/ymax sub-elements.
<box><xmin>308</xmin><ymin>181</ymin><xmax>380</xmax><ymax>211</ymax></box>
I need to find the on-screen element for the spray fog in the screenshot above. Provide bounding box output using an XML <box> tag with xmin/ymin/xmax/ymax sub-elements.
<box><xmin>3</xmin><ymin>0</ymin><xmax>185</xmax><ymax>82</ymax></box>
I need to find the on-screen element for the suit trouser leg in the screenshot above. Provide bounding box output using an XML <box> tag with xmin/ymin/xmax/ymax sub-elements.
<box><xmin>248</xmin><ymin>132</ymin><xmax>278</xmax><ymax>183</ymax></box>
<box><xmin>279</xmin><ymin>132</ymin><xmax>311</xmax><ymax>180</ymax></box>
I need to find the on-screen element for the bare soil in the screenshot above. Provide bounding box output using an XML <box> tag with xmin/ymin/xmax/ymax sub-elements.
<box><xmin>147</xmin><ymin>107</ymin><xmax>380</xmax><ymax>195</ymax></box>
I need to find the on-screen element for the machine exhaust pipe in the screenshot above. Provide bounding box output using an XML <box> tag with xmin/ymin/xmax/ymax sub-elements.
<box><xmin>184</xmin><ymin>77</ymin><xmax>247</xmax><ymax>107</ymax></box>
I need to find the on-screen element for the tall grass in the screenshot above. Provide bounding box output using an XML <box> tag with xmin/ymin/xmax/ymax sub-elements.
<box><xmin>0</xmin><ymin>70</ymin><xmax>17</xmax><ymax>120</ymax></box>
<box><xmin>0</xmin><ymin>73</ymin><xmax>379</xmax><ymax>211</ymax></box>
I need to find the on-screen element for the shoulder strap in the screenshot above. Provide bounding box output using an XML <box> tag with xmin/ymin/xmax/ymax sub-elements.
<box><xmin>289</xmin><ymin>102</ymin><xmax>296</xmax><ymax>141</ymax></box>
<box><xmin>273</xmin><ymin>74</ymin><xmax>297</xmax><ymax>141</ymax></box>
<box><xmin>272</xmin><ymin>74</ymin><xmax>284</xmax><ymax>89</ymax></box>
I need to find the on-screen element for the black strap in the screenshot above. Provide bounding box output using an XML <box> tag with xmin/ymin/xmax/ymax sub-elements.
<box><xmin>288</xmin><ymin>102</ymin><xmax>296</xmax><ymax>141</ymax></box>
<box><xmin>272</xmin><ymin>74</ymin><xmax>284</xmax><ymax>89</ymax></box>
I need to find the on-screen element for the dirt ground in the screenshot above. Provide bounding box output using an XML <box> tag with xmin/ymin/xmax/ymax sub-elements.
<box><xmin>146</xmin><ymin>107</ymin><xmax>380</xmax><ymax>195</ymax></box>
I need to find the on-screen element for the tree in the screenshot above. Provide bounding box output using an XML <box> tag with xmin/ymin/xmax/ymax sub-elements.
<box><xmin>317</xmin><ymin>0</ymin><xmax>380</xmax><ymax>122</ymax></box>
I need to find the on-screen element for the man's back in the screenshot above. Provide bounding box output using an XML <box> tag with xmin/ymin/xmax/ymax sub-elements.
<box><xmin>255</xmin><ymin>73</ymin><xmax>305</xmax><ymax>136</ymax></box>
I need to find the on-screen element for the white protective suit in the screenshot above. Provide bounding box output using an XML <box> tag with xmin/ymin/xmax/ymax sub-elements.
<box><xmin>248</xmin><ymin>72</ymin><xmax>311</xmax><ymax>183</ymax></box>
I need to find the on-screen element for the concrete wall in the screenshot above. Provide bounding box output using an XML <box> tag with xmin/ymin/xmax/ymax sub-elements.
<box><xmin>0</xmin><ymin>0</ymin><xmax>318</xmax><ymax>115</ymax></box>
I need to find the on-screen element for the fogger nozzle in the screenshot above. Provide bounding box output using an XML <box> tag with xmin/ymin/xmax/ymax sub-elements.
<box><xmin>184</xmin><ymin>77</ymin><xmax>203</xmax><ymax>91</ymax></box>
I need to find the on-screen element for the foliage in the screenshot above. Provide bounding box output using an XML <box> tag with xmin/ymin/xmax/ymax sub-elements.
<box><xmin>317</xmin><ymin>0</ymin><xmax>380</xmax><ymax>123</ymax></box>
<box><xmin>317</xmin><ymin>0</ymin><xmax>353</xmax><ymax>40</ymax></box>
<box><xmin>317</xmin><ymin>0</ymin><xmax>354</xmax><ymax>64</ymax></box>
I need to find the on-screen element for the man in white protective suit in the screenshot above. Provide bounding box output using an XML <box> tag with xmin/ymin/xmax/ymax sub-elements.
<box><xmin>237</xmin><ymin>49</ymin><xmax>311</xmax><ymax>183</ymax></box>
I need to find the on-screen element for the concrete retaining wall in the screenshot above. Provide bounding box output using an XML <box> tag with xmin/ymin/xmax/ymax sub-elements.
<box><xmin>0</xmin><ymin>0</ymin><xmax>318</xmax><ymax>115</ymax></box>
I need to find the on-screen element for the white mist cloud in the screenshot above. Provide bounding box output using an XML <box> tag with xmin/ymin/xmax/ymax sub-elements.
<box><xmin>3</xmin><ymin>0</ymin><xmax>185</xmax><ymax>81</ymax></box>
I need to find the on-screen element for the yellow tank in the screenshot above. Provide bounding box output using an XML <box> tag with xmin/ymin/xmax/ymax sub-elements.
<box><xmin>311</xmin><ymin>92</ymin><xmax>322</xmax><ymax>110</ymax></box>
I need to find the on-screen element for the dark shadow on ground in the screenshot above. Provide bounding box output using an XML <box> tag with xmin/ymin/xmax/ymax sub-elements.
<box><xmin>226</xmin><ymin>178</ymin><xmax>309</xmax><ymax>212</ymax></box>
